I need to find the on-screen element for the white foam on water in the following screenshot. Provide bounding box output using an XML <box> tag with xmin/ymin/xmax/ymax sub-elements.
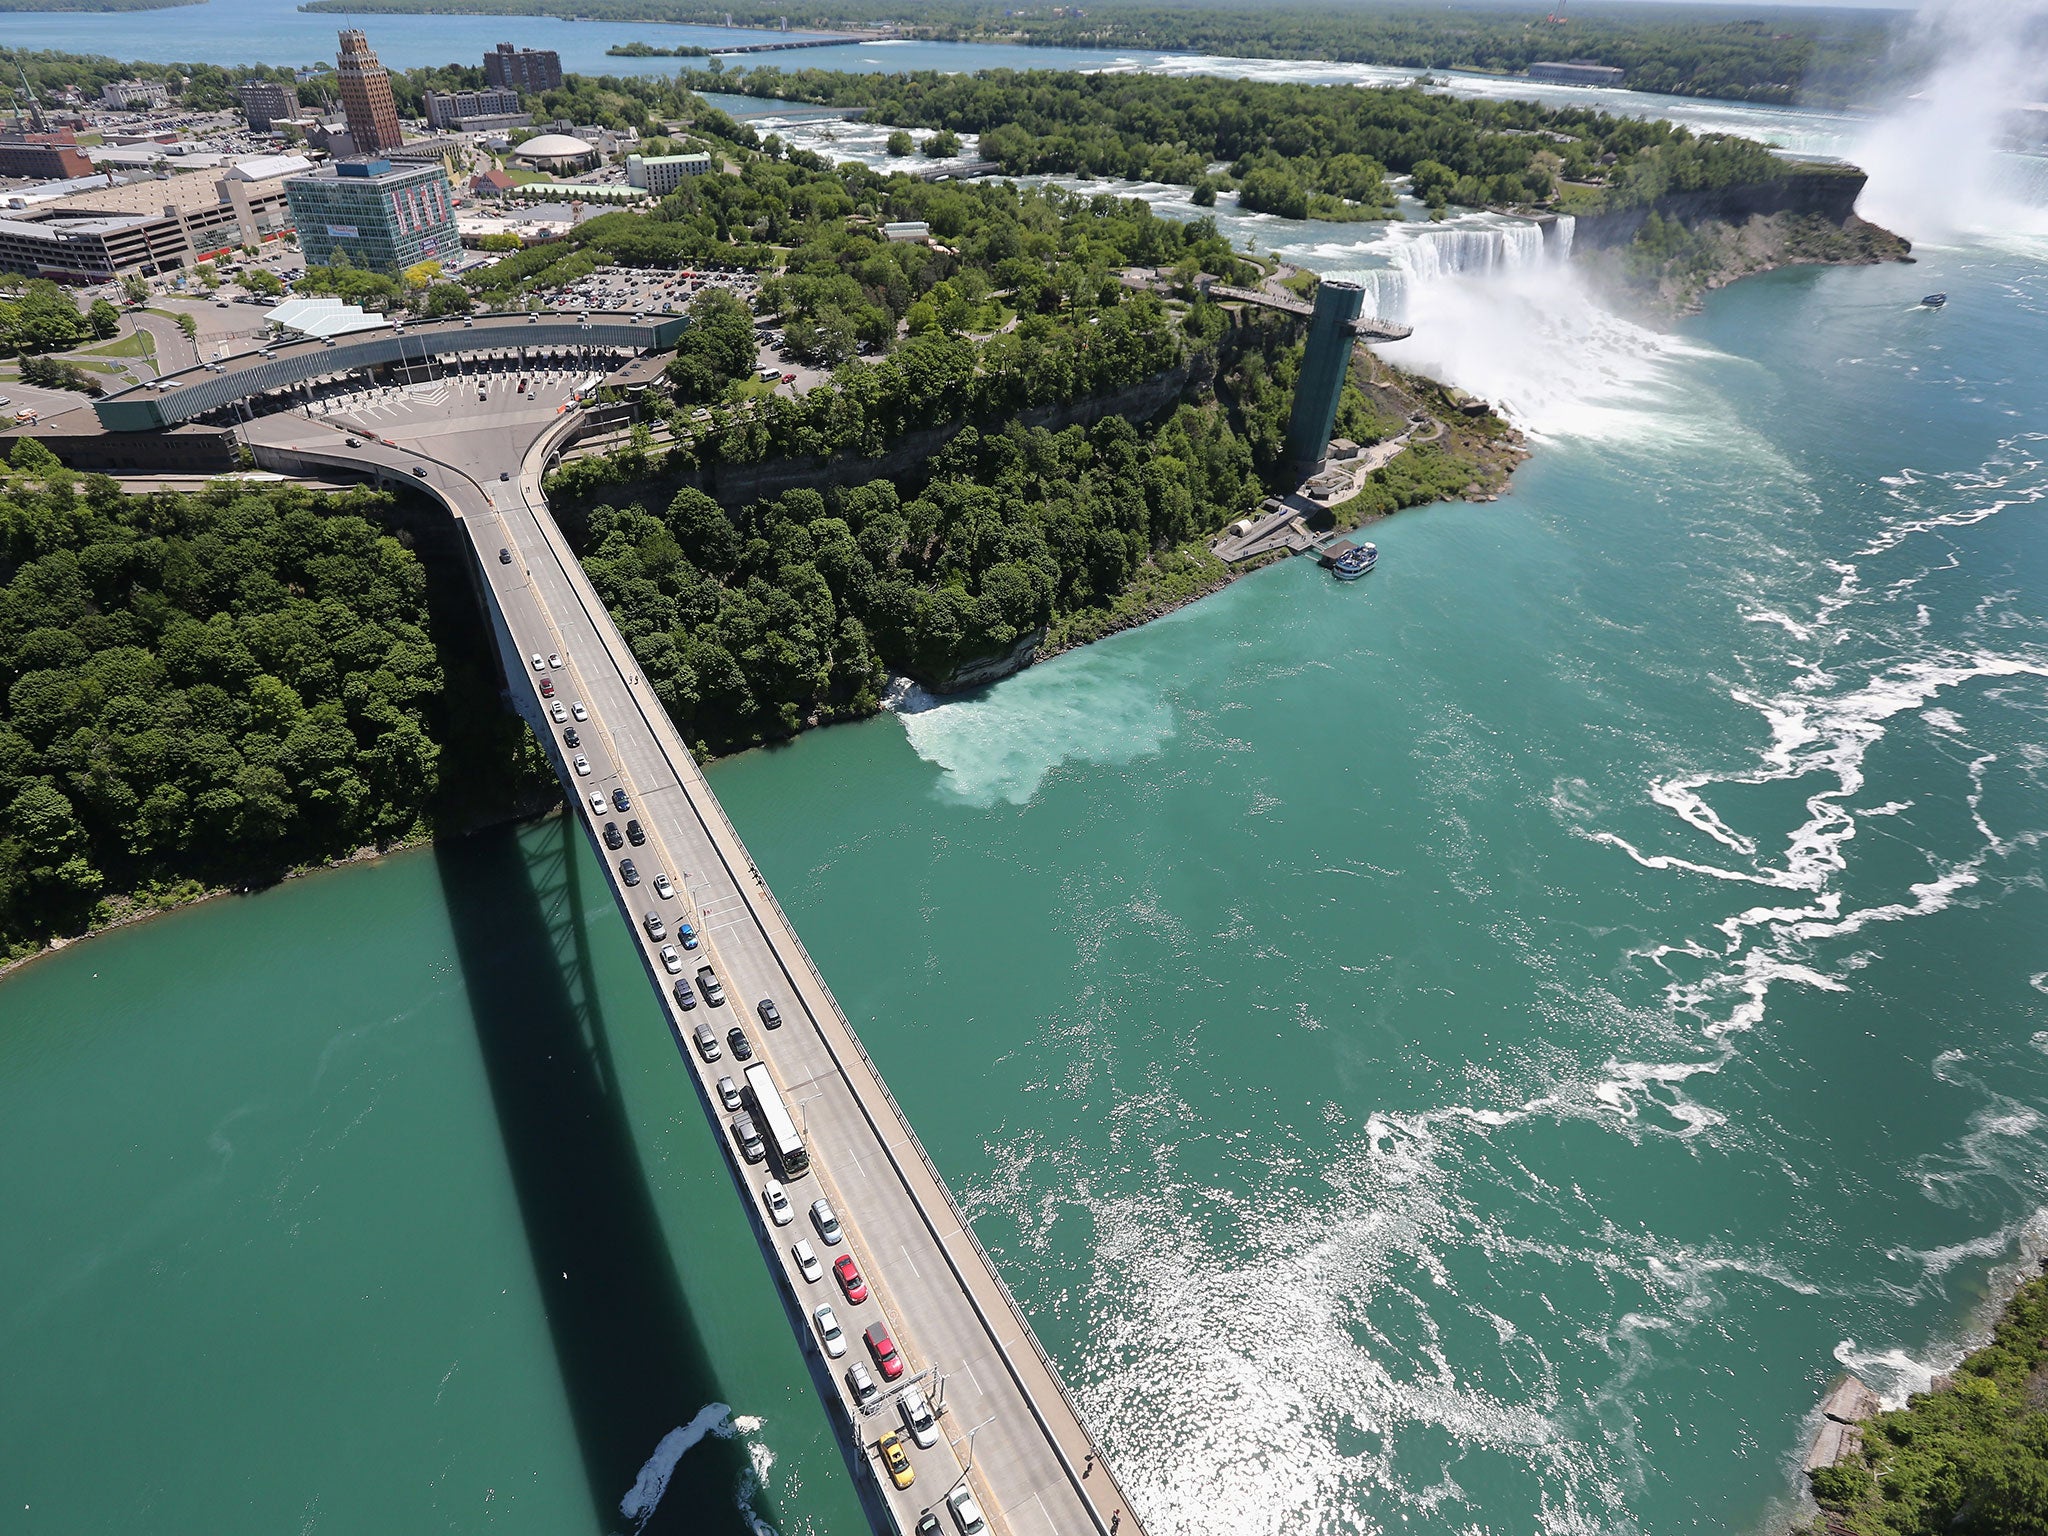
<box><xmin>618</xmin><ymin>1403</ymin><xmax>777</xmax><ymax>1533</ymax></box>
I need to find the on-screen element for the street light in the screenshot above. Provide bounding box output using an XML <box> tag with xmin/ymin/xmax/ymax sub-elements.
<box><xmin>949</xmin><ymin>1414</ymin><xmax>996</xmax><ymax>1480</ymax></box>
<box><xmin>793</xmin><ymin>1091</ymin><xmax>826</xmax><ymax>1137</ymax></box>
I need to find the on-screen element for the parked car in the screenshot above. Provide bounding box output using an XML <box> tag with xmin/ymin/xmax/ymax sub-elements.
<box><xmin>792</xmin><ymin>1239</ymin><xmax>822</xmax><ymax>1283</ymax></box>
<box><xmin>898</xmin><ymin>1385</ymin><xmax>937</xmax><ymax>1449</ymax></box>
<box><xmin>659</xmin><ymin>944</ymin><xmax>683</xmax><ymax>975</ymax></box>
<box><xmin>692</xmin><ymin>1020</ymin><xmax>719</xmax><ymax>1059</ymax></box>
<box><xmin>810</xmin><ymin>1199</ymin><xmax>842</xmax><ymax>1246</ymax></box>
<box><xmin>762</xmin><ymin>1178</ymin><xmax>793</xmax><ymax>1226</ymax></box>
<box><xmin>757</xmin><ymin>998</ymin><xmax>783</xmax><ymax>1029</ymax></box>
<box><xmin>834</xmin><ymin>1254</ymin><xmax>867</xmax><ymax>1304</ymax></box>
<box><xmin>625</xmin><ymin>819</ymin><xmax>645</xmax><ymax>846</ymax></box>
<box><xmin>697</xmin><ymin>966</ymin><xmax>725</xmax><ymax>1006</ymax></box>
<box><xmin>717</xmin><ymin>1075</ymin><xmax>741</xmax><ymax>1110</ymax></box>
<box><xmin>673</xmin><ymin>978</ymin><xmax>698</xmax><ymax>1012</ymax></box>
<box><xmin>813</xmin><ymin>1303</ymin><xmax>846</xmax><ymax>1358</ymax></box>
<box><xmin>731</xmin><ymin>1113</ymin><xmax>764</xmax><ymax>1163</ymax></box>
<box><xmin>946</xmin><ymin>1486</ymin><xmax>986</xmax><ymax>1535</ymax></box>
<box><xmin>603</xmin><ymin>821</ymin><xmax>623</xmax><ymax>850</ymax></box>
<box><xmin>727</xmin><ymin>1027</ymin><xmax>753</xmax><ymax>1062</ymax></box>
<box><xmin>877</xmin><ymin>1431</ymin><xmax>914</xmax><ymax>1490</ymax></box>
<box><xmin>864</xmin><ymin>1321</ymin><xmax>903</xmax><ymax>1381</ymax></box>
<box><xmin>653</xmin><ymin>873</ymin><xmax>676</xmax><ymax>900</ymax></box>
<box><xmin>643</xmin><ymin>912</ymin><xmax>666</xmax><ymax>941</ymax></box>
<box><xmin>846</xmin><ymin>1362</ymin><xmax>878</xmax><ymax>1406</ymax></box>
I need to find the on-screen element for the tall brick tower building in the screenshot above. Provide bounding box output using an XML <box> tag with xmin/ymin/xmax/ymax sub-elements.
<box><xmin>335</xmin><ymin>29</ymin><xmax>403</xmax><ymax>154</ymax></box>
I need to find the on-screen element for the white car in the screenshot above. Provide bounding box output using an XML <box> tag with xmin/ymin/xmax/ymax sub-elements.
<box><xmin>547</xmin><ymin>653</ymin><xmax>562</xmax><ymax>668</ymax></box>
<box><xmin>792</xmin><ymin>1240</ymin><xmax>822</xmax><ymax>1283</ymax></box>
<box><xmin>763</xmin><ymin>1178</ymin><xmax>793</xmax><ymax>1226</ymax></box>
<box><xmin>571</xmin><ymin>701</ymin><xmax>588</xmax><ymax>721</ymax></box>
<box><xmin>947</xmin><ymin>1486</ymin><xmax>987</xmax><ymax>1534</ymax></box>
<box><xmin>529</xmin><ymin>653</ymin><xmax>545</xmax><ymax>671</ymax></box>
<box><xmin>550</xmin><ymin>702</ymin><xmax>566</xmax><ymax>723</ymax></box>
<box><xmin>659</xmin><ymin>944</ymin><xmax>683</xmax><ymax>975</ymax></box>
<box><xmin>899</xmin><ymin>1384</ymin><xmax>937</xmax><ymax>1449</ymax></box>
<box><xmin>653</xmin><ymin>873</ymin><xmax>676</xmax><ymax>900</ymax></box>
<box><xmin>573</xmin><ymin>755</ymin><xmax>591</xmax><ymax>776</ymax></box>
<box><xmin>810</xmin><ymin>1198</ymin><xmax>842</xmax><ymax>1246</ymax></box>
<box><xmin>813</xmin><ymin>1303</ymin><xmax>846</xmax><ymax>1358</ymax></box>
<box><xmin>588</xmin><ymin>791</ymin><xmax>607</xmax><ymax>815</ymax></box>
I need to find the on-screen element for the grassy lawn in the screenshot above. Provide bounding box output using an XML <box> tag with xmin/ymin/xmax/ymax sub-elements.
<box><xmin>504</xmin><ymin>168</ymin><xmax>556</xmax><ymax>186</ymax></box>
<box><xmin>82</xmin><ymin>330</ymin><xmax>154</xmax><ymax>357</ymax></box>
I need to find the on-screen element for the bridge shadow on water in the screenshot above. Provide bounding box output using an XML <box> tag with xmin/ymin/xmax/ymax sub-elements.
<box><xmin>434</xmin><ymin>811</ymin><xmax>767</xmax><ymax>1536</ymax></box>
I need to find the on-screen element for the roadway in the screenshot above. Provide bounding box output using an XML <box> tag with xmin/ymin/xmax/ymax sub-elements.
<box><xmin>240</xmin><ymin>366</ymin><xmax>1148</xmax><ymax>1536</ymax></box>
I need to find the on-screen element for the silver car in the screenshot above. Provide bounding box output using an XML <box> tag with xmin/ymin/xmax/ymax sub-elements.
<box><xmin>659</xmin><ymin>944</ymin><xmax>683</xmax><ymax>975</ymax></box>
<box><xmin>810</xmin><ymin>1198</ymin><xmax>842</xmax><ymax>1246</ymax></box>
<box><xmin>899</xmin><ymin>1384</ymin><xmax>937</xmax><ymax>1449</ymax></box>
<box><xmin>813</xmin><ymin>1303</ymin><xmax>846</xmax><ymax>1358</ymax></box>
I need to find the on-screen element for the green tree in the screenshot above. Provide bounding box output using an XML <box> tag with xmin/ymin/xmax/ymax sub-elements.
<box><xmin>86</xmin><ymin>298</ymin><xmax>121</xmax><ymax>339</ymax></box>
<box><xmin>885</xmin><ymin>128</ymin><xmax>914</xmax><ymax>156</ymax></box>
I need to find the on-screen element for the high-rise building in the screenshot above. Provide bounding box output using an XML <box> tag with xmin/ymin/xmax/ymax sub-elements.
<box><xmin>285</xmin><ymin>157</ymin><xmax>459</xmax><ymax>274</ymax></box>
<box><xmin>483</xmin><ymin>43</ymin><xmax>563</xmax><ymax>95</ymax></box>
<box><xmin>237</xmin><ymin>80</ymin><xmax>299</xmax><ymax>133</ymax></box>
<box><xmin>334</xmin><ymin>29</ymin><xmax>403</xmax><ymax>155</ymax></box>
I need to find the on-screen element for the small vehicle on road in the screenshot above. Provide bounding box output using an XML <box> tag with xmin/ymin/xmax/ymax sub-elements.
<box><xmin>625</xmin><ymin>819</ymin><xmax>645</xmax><ymax>846</ymax></box>
<box><xmin>563</xmin><ymin>727</ymin><xmax>580</xmax><ymax>749</ymax></box>
<box><xmin>914</xmin><ymin>1516</ymin><xmax>941</xmax><ymax>1536</ymax></box>
<box><xmin>411</xmin><ymin>466</ymin><xmax>428</xmax><ymax>479</ymax></box>
<box><xmin>602</xmin><ymin>821</ymin><xmax>622</xmax><ymax>849</ymax></box>
<box><xmin>573</xmin><ymin>755</ymin><xmax>591</xmax><ymax>776</ymax></box>
<box><xmin>345</xmin><ymin>436</ymin><xmax>361</xmax><ymax>447</ymax></box>
<box><xmin>792</xmin><ymin>1239</ymin><xmax>822</xmax><ymax>1283</ymax></box>
<box><xmin>763</xmin><ymin>1178</ymin><xmax>793</xmax><ymax>1225</ymax></box>
<box><xmin>946</xmin><ymin>1486</ymin><xmax>986</xmax><ymax>1534</ymax></box>
<box><xmin>659</xmin><ymin>944</ymin><xmax>683</xmax><ymax>975</ymax></box>
<box><xmin>498</xmin><ymin>547</ymin><xmax>511</xmax><ymax>564</ymax></box>
<box><xmin>846</xmin><ymin>1362</ymin><xmax>878</xmax><ymax>1406</ymax></box>
<box><xmin>588</xmin><ymin>790</ymin><xmax>606</xmax><ymax>814</ymax></box>
<box><xmin>551</xmin><ymin>702</ymin><xmax>567</xmax><ymax>723</ymax></box>
<box><xmin>572</xmin><ymin>702</ymin><xmax>588</xmax><ymax>721</ymax></box>
<box><xmin>864</xmin><ymin>1321</ymin><xmax>903</xmax><ymax>1381</ymax></box>
<box><xmin>833</xmin><ymin>1254</ymin><xmax>867</xmax><ymax>1304</ymax></box>
<box><xmin>813</xmin><ymin>1303</ymin><xmax>846</xmax><ymax>1358</ymax></box>
<box><xmin>717</xmin><ymin>1075</ymin><xmax>741</xmax><ymax>1110</ymax></box>
<box><xmin>530</xmin><ymin>654</ymin><xmax>545</xmax><ymax>671</ymax></box>
<box><xmin>653</xmin><ymin>873</ymin><xmax>676</xmax><ymax>900</ymax></box>
<box><xmin>898</xmin><ymin>1385</ymin><xmax>937</xmax><ymax>1449</ymax></box>
<box><xmin>678</xmin><ymin>922</ymin><xmax>698</xmax><ymax>950</ymax></box>
<box><xmin>697</xmin><ymin>965</ymin><xmax>725</xmax><ymax>1006</ymax></box>
<box><xmin>757</xmin><ymin>998</ymin><xmax>783</xmax><ymax>1029</ymax></box>
<box><xmin>547</xmin><ymin>653</ymin><xmax>562</xmax><ymax>669</ymax></box>
<box><xmin>732</xmin><ymin>1113</ymin><xmax>764</xmax><ymax>1163</ymax></box>
<box><xmin>727</xmin><ymin>1027</ymin><xmax>753</xmax><ymax>1061</ymax></box>
<box><xmin>643</xmin><ymin>912</ymin><xmax>666</xmax><ymax>941</ymax></box>
<box><xmin>538</xmin><ymin>678</ymin><xmax>554</xmax><ymax>698</ymax></box>
<box><xmin>674</xmin><ymin>978</ymin><xmax>698</xmax><ymax>1011</ymax></box>
<box><xmin>500</xmin><ymin>471</ymin><xmax>511</xmax><ymax>481</ymax></box>
<box><xmin>877</xmin><ymin>1432</ymin><xmax>913</xmax><ymax>1490</ymax></box>
<box><xmin>810</xmin><ymin>1199</ymin><xmax>842</xmax><ymax>1246</ymax></box>
<box><xmin>692</xmin><ymin>1020</ymin><xmax>718</xmax><ymax>1057</ymax></box>
<box><xmin>620</xmin><ymin>859</ymin><xmax>639</xmax><ymax>886</ymax></box>
<box><xmin>611</xmin><ymin>787</ymin><xmax>630</xmax><ymax>812</ymax></box>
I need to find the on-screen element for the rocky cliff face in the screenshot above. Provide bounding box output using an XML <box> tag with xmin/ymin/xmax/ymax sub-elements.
<box><xmin>1570</xmin><ymin>166</ymin><xmax>1870</xmax><ymax>251</ymax></box>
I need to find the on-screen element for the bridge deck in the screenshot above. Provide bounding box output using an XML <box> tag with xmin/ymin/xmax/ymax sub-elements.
<box><xmin>240</xmin><ymin>369</ymin><xmax>1146</xmax><ymax>1536</ymax></box>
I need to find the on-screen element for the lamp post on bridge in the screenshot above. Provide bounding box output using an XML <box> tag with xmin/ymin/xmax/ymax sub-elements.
<box><xmin>948</xmin><ymin>1413</ymin><xmax>996</xmax><ymax>1483</ymax></box>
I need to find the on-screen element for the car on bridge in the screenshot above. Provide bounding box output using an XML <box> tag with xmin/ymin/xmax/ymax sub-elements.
<box><xmin>563</xmin><ymin>728</ymin><xmax>580</xmax><ymax>749</ymax></box>
<box><xmin>732</xmin><ymin>1114</ymin><xmax>764</xmax><ymax>1163</ymax></box>
<box><xmin>643</xmin><ymin>912</ymin><xmax>666</xmax><ymax>941</ymax></box>
<box><xmin>717</xmin><ymin>1075</ymin><xmax>740</xmax><ymax>1110</ymax></box>
<box><xmin>864</xmin><ymin>1321</ymin><xmax>903</xmax><ymax>1381</ymax></box>
<box><xmin>673</xmin><ymin>978</ymin><xmax>698</xmax><ymax>1012</ymax></box>
<box><xmin>573</xmin><ymin>755</ymin><xmax>591</xmax><ymax>776</ymax></box>
<box><xmin>877</xmin><ymin>1432</ymin><xmax>914</xmax><ymax>1490</ymax></box>
<box><xmin>813</xmin><ymin>1304</ymin><xmax>847</xmax><ymax>1358</ymax></box>
<box><xmin>693</xmin><ymin>1021</ymin><xmax>718</xmax><ymax>1059</ymax></box>
<box><xmin>810</xmin><ymin>1199</ymin><xmax>842</xmax><ymax>1245</ymax></box>
<box><xmin>551</xmin><ymin>702</ymin><xmax>567</xmax><ymax>723</ymax></box>
<box><xmin>653</xmin><ymin>873</ymin><xmax>676</xmax><ymax>900</ymax></box>
<box><xmin>899</xmin><ymin>1385</ymin><xmax>937</xmax><ymax>1449</ymax></box>
<box><xmin>846</xmin><ymin>1362</ymin><xmax>878</xmax><ymax>1406</ymax></box>
<box><xmin>626</xmin><ymin>820</ymin><xmax>645</xmax><ymax>846</ymax></box>
<box><xmin>678</xmin><ymin>922</ymin><xmax>697</xmax><ymax>950</ymax></box>
<box><xmin>659</xmin><ymin>945</ymin><xmax>683</xmax><ymax>975</ymax></box>
<box><xmin>538</xmin><ymin>678</ymin><xmax>554</xmax><ymax>698</ymax></box>
<box><xmin>697</xmin><ymin>966</ymin><xmax>725</xmax><ymax>1006</ymax></box>
<box><xmin>757</xmin><ymin>998</ymin><xmax>783</xmax><ymax>1029</ymax></box>
<box><xmin>602</xmin><ymin>822</ymin><xmax>622</xmax><ymax>850</ymax></box>
<box><xmin>620</xmin><ymin>859</ymin><xmax>639</xmax><ymax>886</ymax></box>
<box><xmin>572</xmin><ymin>702</ymin><xmax>588</xmax><ymax>721</ymax></box>
<box><xmin>833</xmin><ymin>1254</ymin><xmax>867</xmax><ymax>1304</ymax></box>
<box><xmin>792</xmin><ymin>1239</ymin><xmax>822</xmax><ymax>1283</ymax></box>
<box><xmin>763</xmin><ymin>1178</ymin><xmax>793</xmax><ymax>1226</ymax></box>
<box><xmin>946</xmin><ymin>1486</ymin><xmax>986</xmax><ymax>1534</ymax></box>
<box><xmin>587</xmin><ymin>791</ymin><xmax>606</xmax><ymax>814</ymax></box>
<box><xmin>611</xmin><ymin>787</ymin><xmax>630</xmax><ymax>812</ymax></box>
<box><xmin>727</xmin><ymin>1027</ymin><xmax>753</xmax><ymax>1061</ymax></box>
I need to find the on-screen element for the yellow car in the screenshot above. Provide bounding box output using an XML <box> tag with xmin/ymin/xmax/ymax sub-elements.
<box><xmin>877</xmin><ymin>1431</ymin><xmax>914</xmax><ymax>1490</ymax></box>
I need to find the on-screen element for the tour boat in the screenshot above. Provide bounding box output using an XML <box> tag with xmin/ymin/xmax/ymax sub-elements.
<box><xmin>1331</xmin><ymin>542</ymin><xmax>1378</xmax><ymax>580</ymax></box>
<box><xmin>1920</xmin><ymin>292</ymin><xmax>1948</xmax><ymax>308</ymax></box>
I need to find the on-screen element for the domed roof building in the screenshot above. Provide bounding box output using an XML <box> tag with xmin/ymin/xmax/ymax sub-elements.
<box><xmin>513</xmin><ymin>133</ymin><xmax>598</xmax><ymax>172</ymax></box>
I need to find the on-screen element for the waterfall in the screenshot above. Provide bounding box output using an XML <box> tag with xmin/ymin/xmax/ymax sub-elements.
<box><xmin>1354</xmin><ymin>215</ymin><xmax>1570</xmax><ymax>321</ymax></box>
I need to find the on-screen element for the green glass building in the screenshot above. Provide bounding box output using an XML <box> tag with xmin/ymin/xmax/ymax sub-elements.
<box><xmin>284</xmin><ymin>158</ymin><xmax>460</xmax><ymax>274</ymax></box>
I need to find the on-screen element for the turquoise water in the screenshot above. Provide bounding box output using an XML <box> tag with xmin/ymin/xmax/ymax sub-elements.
<box><xmin>6</xmin><ymin>31</ymin><xmax>2048</xmax><ymax>1536</ymax></box>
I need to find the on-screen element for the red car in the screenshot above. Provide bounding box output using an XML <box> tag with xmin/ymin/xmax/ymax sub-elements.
<box><xmin>780</xmin><ymin>373</ymin><xmax>796</xmax><ymax>384</ymax></box>
<box><xmin>538</xmin><ymin>677</ymin><xmax>555</xmax><ymax>698</ymax></box>
<box><xmin>834</xmin><ymin>1254</ymin><xmax>868</xmax><ymax>1304</ymax></box>
<box><xmin>864</xmin><ymin>1321</ymin><xmax>902</xmax><ymax>1381</ymax></box>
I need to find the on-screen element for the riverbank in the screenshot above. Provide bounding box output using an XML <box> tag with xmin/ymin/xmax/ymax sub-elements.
<box><xmin>1578</xmin><ymin>210</ymin><xmax>1914</xmax><ymax>319</ymax></box>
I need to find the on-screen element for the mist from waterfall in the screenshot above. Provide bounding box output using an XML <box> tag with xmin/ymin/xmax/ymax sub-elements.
<box><xmin>1850</xmin><ymin>0</ymin><xmax>2048</xmax><ymax>243</ymax></box>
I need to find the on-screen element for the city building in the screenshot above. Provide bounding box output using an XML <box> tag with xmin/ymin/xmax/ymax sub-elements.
<box><xmin>237</xmin><ymin>80</ymin><xmax>299</xmax><ymax>133</ymax></box>
<box><xmin>285</xmin><ymin>157</ymin><xmax>458</xmax><ymax>273</ymax></box>
<box><xmin>625</xmin><ymin>151</ymin><xmax>712</xmax><ymax>196</ymax></box>
<box><xmin>423</xmin><ymin>87</ymin><xmax>525</xmax><ymax>131</ymax></box>
<box><xmin>483</xmin><ymin>43</ymin><xmax>562</xmax><ymax>94</ymax></box>
<box><xmin>0</xmin><ymin>132</ymin><xmax>94</xmax><ymax>182</ymax></box>
<box><xmin>335</xmin><ymin>29</ymin><xmax>404</xmax><ymax>155</ymax></box>
<box><xmin>513</xmin><ymin>133</ymin><xmax>598</xmax><ymax>174</ymax></box>
<box><xmin>100</xmin><ymin>79</ymin><xmax>170</xmax><ymax>111</ymax></box>
<box><xmin>1527</xmin><ymin>60</ymin><xmax>1627</xmax><ymax>86</ymax></box>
